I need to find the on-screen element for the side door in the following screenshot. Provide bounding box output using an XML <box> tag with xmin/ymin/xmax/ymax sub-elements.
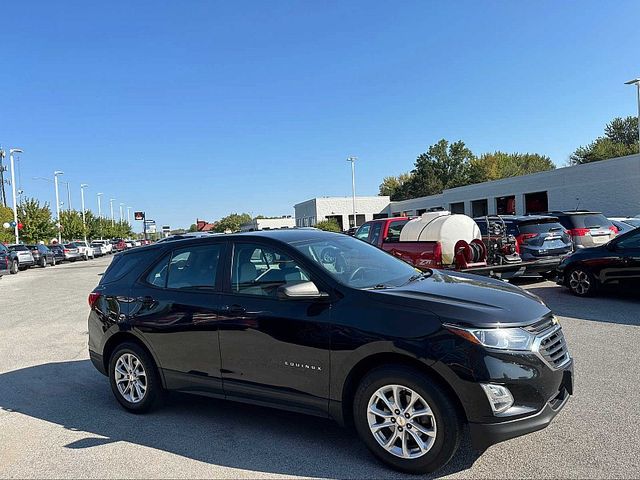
<box><xmin>218</xmin><ymin>241</ymin><xmax>331</xmax><ymax>416</ymax></box>
<box><xmin>128</xmin><ymin>242</ymin><xmax>226</xmax><ymax>396</ymax></box>
<box><xmin>609</xmin><ymin>230</ymin><xmax>640</xmax><ymax>284</ymax></box>
<box><xmin>0</xmin><ymin>244</ymin><xmax>9</xmax><ymax>274</ymax></box>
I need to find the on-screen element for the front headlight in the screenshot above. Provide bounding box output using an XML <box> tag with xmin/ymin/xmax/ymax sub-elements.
<box><xmin>444</xmin><ymin>324</ymin><xmax>534</xmax><ymax>351</ymax></box>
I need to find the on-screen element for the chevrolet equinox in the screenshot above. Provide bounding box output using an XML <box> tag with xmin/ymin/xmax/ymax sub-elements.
<box><xmin>88</xmin><ymin>229</ymin><xmax>573</xmax><ymax>473</ymax></box>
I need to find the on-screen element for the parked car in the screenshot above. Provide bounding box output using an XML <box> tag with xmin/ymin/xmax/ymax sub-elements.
<box><xmin>71</xmin><ymin>240</ymin><xmax>94</xmax><ymax>260</ymax></box>
<box><xmin>91</xmin><ymin>241</ymin><xmax>108</xmax><ymax>257</ymax></box>
<box><xmin>111</xmin><ymin>239</ymin><xmax>126</xmax><ymax>252</ymax></box>
<box><xmin>544</xmin><ymin>211</ymin><xmax>617</xmax><ymax>249</ymax></box>
<box><xmin>48</xmin><ymin>244</ymin><xmax>66</xmax><ymax>264</ymax></box>
<box><xmin>7</xmin><ymin>244</ymin><xmax>36</xmax><ymax>271</ymax></box>
<box><xmin>27</xmin><ymin>244</ymin><xmax>57</xmax><ymax>267</ymax></box>
<box><xmin>92</xmin><ymin>240</ymin><xmax>113</xmax><ymax>254</ymax></box>
<box><xmin>557</xmin><ymin>226</ymin><xmax>640</xmax><ymax>296</ymax></box>
<box><xmin>124</xmin><ymin>240</ymin><xmax>135</xmax><ymax>249</ymax></box>
<box><xmin>0</xmin><ymin>244</ymin><xmax>12</xmax><ymax>277</ymax></box>
<box><xmin>1</xmin><ymin>243</ymin><xmax>20</xmax><ymax>274</ymax></box>
<box><xmin>88</xmin><ymin>229</ymin><xmax>572</xmax><ymax>474</ymax></box>
<box><xmin>609</xmin><ymin>217</ymin><xmax>640</xmax><ymax>235</ymax></box>
<box><xmin>62</xmin><ymin>243</ymin><xmax>83</xmax><ymax>262</ymax></box>
<box><xmin>475</xmin><ymin>215</ymin><xmax>572</xmax><ymax>277</ymax></box>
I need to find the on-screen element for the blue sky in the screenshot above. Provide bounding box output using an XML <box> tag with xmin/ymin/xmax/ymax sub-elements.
<box><xmin>1</xmin><ymin>0</ymin><xmax>638</xmax><ymax>230</ymax></box>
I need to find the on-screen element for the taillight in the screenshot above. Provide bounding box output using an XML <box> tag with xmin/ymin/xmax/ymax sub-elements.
<box><xmin>566</xmin><ymin>228</ymin><xmax>589</xmax><ymax>237</ymax></box>
<box><xmin>515</xmin><ymin>233</ymin><xmax>538</xmax><ymax>245</ymax></box>
<box><xmin>609</xmin><ymin>225</ymin><xmax>618</xmax><ymax>235</ymax></box>
<box><xmin>88</xmin><ymin>292</ymin><xmax>101</xmax><ymax>308</ymax></box>
<box><xmin>64</xmin><ymin>249</ymin><xmax>69</xmax><ymax>253</ymax></box>
<box><xmin>433</xmin><ymin>241</ymin><xmax>443</xmax><ymax>267</ymax></box>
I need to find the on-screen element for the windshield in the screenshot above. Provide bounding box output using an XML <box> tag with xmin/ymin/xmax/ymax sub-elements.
<box><xmin>291</xmin><ymin>235</ymin><xmax>418</xmax><ymax>289</ymax></box>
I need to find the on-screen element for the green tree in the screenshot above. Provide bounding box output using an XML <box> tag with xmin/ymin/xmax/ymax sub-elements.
<box><xmin>469</xmin><ymin>152</ymin><xmax>555</xmax><ymax>183</ymax></box>
<box><xmin>393</xmin><ymin>139</ymin><xmax>474</xmax><ymax>200</ymax></box>
<box><xmin>213</xmin><ymin>213</ymin><xmax>252</xmax><ymax>233</ymax></box>
<box><xmin>17</xmin><ymin>198</ymin><xmax>56</xmax><ymax>243</ymax></box>
<box><xmin>570</xmin><ymin>116</ymin><xmax>639</xmax><ymax>164</ymax></box>
<box><xmin>0</xmin><ymin>205</ymin><xmax>14</xmax><ymax>243</ymax></box>
<box><xmin>188</xmin><ymin>223</ymin><xmax>198</xmax><ymax>232</ymax></box>
<box><xmin>315</xmin><ymin>219</ymin><xmax>341</xmax><ymax>232</ymax></box>
<box><xmin>378</xmin><ymin>172</ymin><xmax>413</xmax><ymax>197</ymax></box>
<box><xmin>59</xmin><ymin>210</ymin><xmax>87</xmax><ymax>241</ymax></box>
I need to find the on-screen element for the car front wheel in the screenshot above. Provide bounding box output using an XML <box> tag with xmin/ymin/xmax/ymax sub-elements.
<box><xmin>353</xmin><ymin>366</ymin><xmax>461</xmax><ymax>474</ymax></box>
<box><xmin>10</xmin><ymin>260</ymin><xmax>18</xmax><ymax>274</ymax></box>
<box><xmin>567</xmin><ymin>267</ymin><xmax>597</xmax><ymax>297</ymax></box>
<box><xmin>41</xmin><ymin>257</ymin><xmax>47</xmax><ymax>268</ymax></box>
<box><xmin>109</xmin><ymin>342</ymin><xmax>162</xmax><ymax>413</ymax></box>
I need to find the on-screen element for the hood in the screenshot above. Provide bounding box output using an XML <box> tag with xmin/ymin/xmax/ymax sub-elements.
<box><xmin>375</xmin><ymin>270</ymin><xmax>550</xmax><ymax>328</ymax></box>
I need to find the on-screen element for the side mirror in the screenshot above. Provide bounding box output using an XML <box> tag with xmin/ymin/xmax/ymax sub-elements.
<box><xmin>277</xmin><ymin>281</ymin><xmax>328</xmax><ymax>300</ymax></box>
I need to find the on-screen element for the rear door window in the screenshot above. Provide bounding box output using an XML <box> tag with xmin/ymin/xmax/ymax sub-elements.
<box><xmin>386</xmin><ymin>220</ymin><xmax>408</xmax><ymax>242</ymax></box>
<box><xmin>370</xmin><ymin>223</ymin><xmax>383</xmax><ymax>245</ymax></box>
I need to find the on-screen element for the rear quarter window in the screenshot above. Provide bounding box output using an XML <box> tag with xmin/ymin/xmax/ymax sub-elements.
<box><xmin>100</xmin><ymin>249</ymin><xmax>159</xmax><ymax>285</ymax></box>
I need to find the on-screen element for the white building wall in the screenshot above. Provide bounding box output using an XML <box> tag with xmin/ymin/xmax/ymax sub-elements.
<box><xmin>240</xmin><ymin>217</ymin><xmax>296</xmax><ymax>231</ymax></box>
<box><xmin>386</xmin><ymin>154</ymin><xmax>640</xmax><ymax>218</ymax></box>
<box><xmin>294</xmin><ymin>196</ymin><xmax>390</xmax><ymax>229</ymax></box>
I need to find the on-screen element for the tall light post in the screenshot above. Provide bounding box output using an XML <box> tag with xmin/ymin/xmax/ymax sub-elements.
<box><xmin>119</xmin><ymin>203</ymin><xmax>124</xmax><ymax>223</ymax></box>
<box><xmin>346</xmin><ymin>156</ymin><xmax>357</xmax><ymax>228</ymax></box>
<box><xmin>109</xmin><ymin>198</ymin><xmax>115</xmax><ymax>226</ymax></box>
<box><xmin>97</xmin><ymin>192</ymin><xmax>103</xmax><ymax>218</ymax></box>
<box><xmin>9</xmin><ymin>149</ymin><xmax>23</xmax><ymax>243</ymax></box>
<box><xmin>54</xmin><ymin>171</ymin><xmax>64</xmax><ymax>244</ymax></box>
<box><xmin>80</xmin><ymin>184</ymin><xmax>88</xmax><ymax>242</ymax></box>
<box><xmin>127</xmin><ymin>206</ymin><xmax>132</xmax><ymax>225</ymax></box>
<box><xmin>625</xmin><ymin>78</ymin><xmax>640</xmax><ymax>152</ymax></box>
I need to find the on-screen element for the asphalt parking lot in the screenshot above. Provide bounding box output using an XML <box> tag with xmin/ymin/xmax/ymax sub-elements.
<box><xmin>1</xmin><ymin>257</ymin><xmax>639</xmax><ymax>479</ymax></box>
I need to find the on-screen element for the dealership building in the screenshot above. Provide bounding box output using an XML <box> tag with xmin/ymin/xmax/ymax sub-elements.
<box><xmin>294</xmin><ymin>154</ymin><xmax>640</xmax><ymax>229</ymax></box>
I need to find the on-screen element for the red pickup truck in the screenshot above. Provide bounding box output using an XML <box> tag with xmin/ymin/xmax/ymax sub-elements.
<box><xmin>354</xmin><ymin>215</ymin><xmax>488</xmax><ymax>271</ymax></box>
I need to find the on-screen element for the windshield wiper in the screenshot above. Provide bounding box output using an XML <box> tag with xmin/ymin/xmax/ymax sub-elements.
<box><xmin>401</xmin><ymin>270</ymin><xmax>433</xmax><ymax>286</ymax></box>
<box><xmin>364</xmin><ymin>284</ymin><xmax>392</xmax><ymax>290</ymax></box>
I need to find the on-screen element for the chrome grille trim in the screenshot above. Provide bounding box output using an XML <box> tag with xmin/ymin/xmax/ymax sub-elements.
<box><xmin>531</xmin><ymin>324</ymin><xmax>571</xmax><ymax>370</ymax></box>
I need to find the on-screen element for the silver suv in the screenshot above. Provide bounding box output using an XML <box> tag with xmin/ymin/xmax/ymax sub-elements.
<box><xmin>547</xmin><ymin>211</ymin><xmax>617</xmax><ymax>249</ymax></box>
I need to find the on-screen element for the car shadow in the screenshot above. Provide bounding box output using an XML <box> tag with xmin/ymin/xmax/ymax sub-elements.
<box><xmin>521</xmin><ymin>283</ymin><xmax>640</xmax><ymax>327</ymax></box>
<box><xmin>0</xmin><ymin>360</ymin><xmax>481</xmax><ymax>479</ymax></box>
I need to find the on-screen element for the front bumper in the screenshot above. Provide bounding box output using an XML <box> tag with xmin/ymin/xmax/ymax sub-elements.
<box><xmin>469</xmin><ymin>361</ymin><xmax>573</xmax><ymax>450</ymax></box>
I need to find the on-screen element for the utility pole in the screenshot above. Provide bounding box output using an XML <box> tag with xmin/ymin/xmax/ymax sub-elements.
<box><xmin>9</xmin><ymin>149</ymin><xmax>23</xmax><ymax>243</ymax></box>
<box><xmin>110</xmin><ymin>198</ymin><xmax>115</xmax><ymax>226</ymax></box>
<box><xmin>625</xmin><ymin>78</ymin><xmax>640</xmax><ymax>152</ymax></box>
<box><xmin>127</xmin><ymin>206</ymin><xmax>132</xmax><ymax>225</ymax></box>
<box><xmin>54</xmin><ymin>171</ymin><xmax>64</xmax><ymax>244</ymax></box>
<box><xmin>80</xmin><ymin>184</ymin><xmax>88</xmax><ymax>242</ymax></box>
<box><xmin>97</xmin><ymin>192</ymin><xmax>103</xmax><ymax>218</ymax></box>
<box><xmin>0</xmin><ymin>147</ymin><xmax>6</xmax><ymax>207</ymax></box>
<box><xmin>119</xmin><ymin>203</ymin><xmax>124</xmax><ymax>223</ymax></box>
<box><xmin>346</xmin><ymin>156</ymin><xmax>357</xmax><ymax>228</ymax></box>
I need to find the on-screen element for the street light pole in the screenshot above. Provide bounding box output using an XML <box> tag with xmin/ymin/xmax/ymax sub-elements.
<box><xmin>80</xmin><ymin>184</ymin><xmax>88</xmax><ymax>242</ymax></box>
<box><xmin>54</xmin><ymin>171</ymin><xmax>64</xmax><ymax>244</ymax></box>
<box><xmin>625</xmin><ymin>78</ymin><xmax>640</xmax><ymax>152</ymax></box>
<box><xmin>346</xmin><ymin>156</ymin><xmax>357</xmax><ymax>228</ymax></box>
<box><xmin>97</xmin><ymin>193</ymin><xmax>103</xmax><ymax>218</ymax></box>
<box><xmin>9</xmin><ymin>149</ymin><xmax>23</xmax><ymax>243</ymax></box>
<box><xmin>127</xmin><ymin>206</ymin><xmax>132</xmax><ymax>225</ymax></box>
<box><xmin>119</xmin><ymin>203</ymin><xmax>124</xmax><ymax>223</ymax></box>
<box><xmin>110</xmin><ymin>198</ymin><xmax>115</xmax><ymax>226</ymax></box>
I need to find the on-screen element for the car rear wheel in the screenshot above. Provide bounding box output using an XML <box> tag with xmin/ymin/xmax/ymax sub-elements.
<box><xmin>10</xmin><ymin>260</ymin><xmax>18</xmax><ymax>274</ymax></box>
<box><xmin>51</xmin><ymin>256</ymin><xmax>56</xmax><ymax>266</ymax></box>
<box><xmin>567</xmin><ymin>267</ymin><xmax>597</xmax><ymax>297</ymax></box>
<box><xmin>109</xmin><ymin>342</ymin><xmax>162</xmax><ymax>413</ymax></box>
<box><xmin>353</xmin><ymin>366</ymin><xmax>461</xmax><ymax>474</ymax></box>
<box><xmin>40</xmin><ymin>257</ymin><xmax>47</xmax><ymax>268</ymax></box>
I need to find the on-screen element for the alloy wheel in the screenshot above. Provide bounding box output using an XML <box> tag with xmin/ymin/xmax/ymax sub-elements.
<box><xmin>114</xmin><ymin>353</ymin><xmax>148</xmax><ymax>404</ymax></box>
<box><xmin>569</xmin><ymin>269</ymin><xmax>591</xmax><ymax>295</ymax></box>
<box><xmin>367</xmin><ymin>384</ymin><xmax>437</xmax><ymax>459</ymax></box>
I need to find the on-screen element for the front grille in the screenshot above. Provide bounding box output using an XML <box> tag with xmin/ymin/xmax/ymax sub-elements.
<box><xmin>524</xmin><ymin>314</ymin><xmax>556</xmax><ymax>335</ymax></box>
<box><xmin>537</xmin><ymin>327</ymin><xmax>570</xmax><ymax>370</ymax></box>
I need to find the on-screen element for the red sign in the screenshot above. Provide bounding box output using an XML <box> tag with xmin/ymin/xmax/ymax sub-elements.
<box><xmin>134</xmin><ymin>211</ymin><xmax>145</xmax><ymax>221</ymax></box>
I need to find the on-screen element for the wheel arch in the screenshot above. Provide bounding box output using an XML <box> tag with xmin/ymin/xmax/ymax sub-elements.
<box><xmin>102</xmin><ymin>331</ymin><xmax>165</xmax><ymax>387</ymax></box>
<box><xmin>337</xmin><ymin>352</ymin><xmax>467</xmax><ymax>427</ymax></box>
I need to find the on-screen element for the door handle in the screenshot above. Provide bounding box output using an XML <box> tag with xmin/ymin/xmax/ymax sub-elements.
<box><xmin>137</xmin><ymin>296</ymin><xmax>155</xmax><ymax>306</ymax></box>
<box><xmin>224</xmin><ymin>304</ymin><xmax>246</xmax><ymax>316</ymax></box>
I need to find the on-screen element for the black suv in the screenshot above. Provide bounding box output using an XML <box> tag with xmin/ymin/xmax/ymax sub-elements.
<box><xmin>88</xmin><ymin>230</ymin><xmax>573</xmax><ymax>473</ymax></box>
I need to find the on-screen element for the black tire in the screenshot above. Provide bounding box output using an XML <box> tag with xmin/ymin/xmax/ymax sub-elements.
<box><xmin>52</xmin><ymin>256</ymin><xmax>57</xmax><ymax>266</ymax></box>
<box><xmin>108</xmin><ymin>342</ymin><xmax>162</xmax><ymax>413</ymax></box>
<box><xmin>353</xmin><ymin>366</ymin><xmax>461</xmax><ymax>474</ymax></box>
<box><xmin>41</xmin><ymin>257</ymin><xmax>47</xmax><ymax>268</ymax></box>
<box><xmin>10</xmin><ymin>260</ymin><xmax>18</xmax><ymax>274</ymax></box>
<box><xmin>567</xmin><ymin>266</ymin><xmax>598</xmax><ymax>297</ymax></box>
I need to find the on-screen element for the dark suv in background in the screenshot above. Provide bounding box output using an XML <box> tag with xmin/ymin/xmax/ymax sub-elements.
<box><xmin>88</xmin><ymin>229</ymin><xmax>572</xmax><ymax>474</ymax></box>
<box><xmin>544</xmin><ymin>211</ymin><xmax>617</xmax><ymax>249</ymax></box>
<box><xmin>27</xmin><ymin>244</ymin><xmax>56</xmax><ymax>267</ymax></box>
<box><xmin>474</xmin><ymin>215</ymin><xmax>572</xmax><ymax>277</ymax></box>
